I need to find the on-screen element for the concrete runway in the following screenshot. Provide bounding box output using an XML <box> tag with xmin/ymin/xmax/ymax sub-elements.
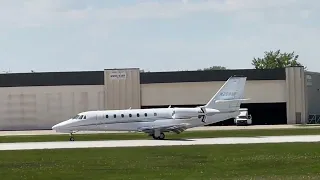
<box><xmin>0</xmin><ymin>124</ymin><xmax>318</xmax><ymax>136</ymax></box>
<box><xmin>1</xmin><ymin>135</ymin><xmax>320</xmax><ymax>151</ymax></box>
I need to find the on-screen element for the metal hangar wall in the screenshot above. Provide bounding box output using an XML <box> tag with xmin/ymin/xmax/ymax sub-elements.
<box><xmin>140</xmin><ymin>68</ymin><xmax>287</xmax><ymax>125</ymax></box>
<box><xmin>305</xmin><ymin>71</ymin><xmax>320</xmax><ymax>124</ymax></box>
<box><xmin>0</xmin><ymin>66</ymin><xmax>311</xmax><ymax>130</ymax></box>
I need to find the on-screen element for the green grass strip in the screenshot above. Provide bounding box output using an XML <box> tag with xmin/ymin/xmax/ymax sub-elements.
<box><xmin>1</xmin><ymin>128</ymin><xmax>320</xmax><ymax>143</ymax></box>
<box><xmin>1</xmin><ymin>143</ymin><xmax>320</xmax><ymax>179</ymax></box>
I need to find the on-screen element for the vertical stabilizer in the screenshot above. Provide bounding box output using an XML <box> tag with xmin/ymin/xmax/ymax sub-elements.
<box><xmin>204</xmin><ymin>76</ymin><xmax>247</xmax><ymax>111</ymax></box>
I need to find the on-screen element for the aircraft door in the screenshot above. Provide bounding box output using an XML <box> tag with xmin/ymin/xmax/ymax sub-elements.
<box><xmin>95</xmin><ymin>114</ymin><xmax>98</xmax><ymax>125</ymax></box>
<box><xmin>96</xmin><ymin>114</ymin><xmax>105</xmax><ymax>130</ymax></box>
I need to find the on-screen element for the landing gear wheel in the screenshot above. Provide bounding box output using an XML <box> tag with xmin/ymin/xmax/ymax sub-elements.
<box><xmin>152</xmin><ymin>133</ymin><xmax>165</xmax><ymax>140</ymax></box>
<box><xmin>159</xmin><ymin>133</ymin><xmax>165</xmax><ymax>140</ymax></box>
<box><xmin>152</xmin><ymin>134</ymin><xmax>158</xmax><ymax>140</ymax></box>
<box><xmin>69</xmin><ymin>133</ymin><xmax>75</xmax><ymax>141</ymax></box>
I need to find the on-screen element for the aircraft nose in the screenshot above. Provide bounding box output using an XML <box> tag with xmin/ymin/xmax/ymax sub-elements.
<box><xmin>52</xmin><ymin>119</ymin><xmax>76</xmax><ymax>133</ymax></box>
<box><xmin>52</xmin><ymin>123</ymin><xmax>62</xmax><ymax>130</ymax></box>
<box><xmin>52</xmin><ymin>119</ymin><xmax>72</xmax><ymax>131</ymax></box>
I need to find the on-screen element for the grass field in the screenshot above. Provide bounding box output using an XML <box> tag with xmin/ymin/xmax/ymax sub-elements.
<box><xmin>1</xmin><ymin>128</ymin><xmax>320</xmax><ymax>143</ymax></box>
<box><xmin>1</xmin><ymin>143</ymin><xmax>320</xmax><ymax>179</ymax></box>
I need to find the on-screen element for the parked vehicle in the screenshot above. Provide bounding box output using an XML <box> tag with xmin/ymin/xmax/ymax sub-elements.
<box><xmin>234</xmin><ymin>108</ymin><xmax>252</xmax><ymax>126</ymax></box>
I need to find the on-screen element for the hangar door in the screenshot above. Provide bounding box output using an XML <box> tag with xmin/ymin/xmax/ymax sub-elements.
<box><xmin>210</xmin><ymin>102</ymin><xmax>287</xmax><ymax>126</ymax></box>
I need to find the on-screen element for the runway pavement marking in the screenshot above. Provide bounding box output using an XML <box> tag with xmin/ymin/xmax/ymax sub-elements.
<box><xmin>1</xmin><ymin>135</ymin><xmax>320</xmax><ymax>151</ymax></box>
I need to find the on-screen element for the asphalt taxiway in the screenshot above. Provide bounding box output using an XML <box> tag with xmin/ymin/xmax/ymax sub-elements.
<box><xmin>0</xmin><ymin>124</ymin><xmax>318</xmax><ymax>136</ymax></box>
<box><xmin>1</xmin><ymin>135</ymin><xmax>320</xmax><ymax>151</ymax></box>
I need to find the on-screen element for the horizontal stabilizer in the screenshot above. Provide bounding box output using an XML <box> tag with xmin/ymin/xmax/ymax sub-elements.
<box><xmin>215</xmin><ymin>98</ymin><xmax>250</xmax><ymax>103</ymax></box>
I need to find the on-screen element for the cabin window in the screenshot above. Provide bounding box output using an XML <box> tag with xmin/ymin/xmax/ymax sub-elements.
<box><xmin>154</xmin><ymin>113</ymin><xmax>157</xmax><ymax>116</ymax></box>
<box><xmin>113</xmin><ymin>114</ymin><xmax>116</xmax><ymax>118</ymax></box>
<box><xmin>121</xmin><ymin>114</ymin><xmax>124</xmax><ymax>118</ymax></box>
<box><xmin>137</xmin><ymin>113</ymin><xmax>140</xmax><ymax>117</ymax></box>
<box><xmin>106</xmin><ymin>115</ymin><xmax>108</xmax><ymax>118</ymax></box>
<box><xmin>144</xmin><ymin>113</ymin><xmax>147</xmax><ymax>117</ymax></box>
<box><xmin>79</xmin><ymin>115</ymin><xmax>83</xmax><ymax>119</ymax></box>
<box><xmin>129</xmin><ymin>114</ymin><xmax>132</xmax><ymax>117</ymax></box>
<box><xmin>83</xmin><ymin>116</ymin><xmax>86</xmax><ymax>119</ymax></box>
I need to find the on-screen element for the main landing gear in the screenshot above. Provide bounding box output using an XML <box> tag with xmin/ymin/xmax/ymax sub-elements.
<box><xmin>152</xmin><ymin>132</ymin><xmax>165</xmax><ymax>140</ymax></box>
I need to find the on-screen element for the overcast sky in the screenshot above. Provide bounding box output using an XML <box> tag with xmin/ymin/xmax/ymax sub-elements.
<box><xmin>0</xmin><ymin>0</ymin><xmax>319</xmax><ymax>73</ymax></box>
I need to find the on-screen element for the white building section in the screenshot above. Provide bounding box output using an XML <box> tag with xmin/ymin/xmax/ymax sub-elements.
<box><xmin>1</xmin><ymin>135</ymin><xmax>320</xmax><ymax>151</ymax></box>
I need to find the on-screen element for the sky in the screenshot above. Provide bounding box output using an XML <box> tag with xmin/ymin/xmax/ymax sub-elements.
<box><xmin>0</xmin><ymin>0</ymin><xmax>319</xmax><ymax>73</ymax></box>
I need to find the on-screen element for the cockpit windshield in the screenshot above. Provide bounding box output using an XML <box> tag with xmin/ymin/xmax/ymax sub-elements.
<box><xmin>238</xmin><ymin>115</ymin><xmax>247</xmax><ymax>118</ymax></box>
<box><xmin>72</xmin><ymin>114</ymin><xmax>86</xmax><ymax>119</ymax></box>
<box><xmin>72</xmin><ymin>115</ymin><xmax>80</xmax><ymax>119</ymax></box>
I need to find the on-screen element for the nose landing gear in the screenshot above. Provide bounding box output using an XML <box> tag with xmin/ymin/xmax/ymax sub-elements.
<box><xmin>69</xmin><ymin>133</ymin><xmax>75</xmax><ymax>141</ymax></box>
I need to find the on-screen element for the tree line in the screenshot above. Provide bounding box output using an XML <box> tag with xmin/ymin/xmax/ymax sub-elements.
<box><xmin>139</xmin><ymin>49</ymin><xmax>306</xmax><ymax>72</ymax></box>
<box><xmin>197</xmin><ymin>49</ymin><xmax>306</xmax><ymax>71</ymax></box>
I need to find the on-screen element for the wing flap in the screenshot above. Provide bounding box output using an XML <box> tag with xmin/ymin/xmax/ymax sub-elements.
<box><xmin>137</xmin><ymin>123</ymin><xmax>190</xmax><ymax>134</ymax></box>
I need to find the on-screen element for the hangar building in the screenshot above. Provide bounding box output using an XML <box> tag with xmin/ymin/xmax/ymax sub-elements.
<box><xmin>0</xmin><ymin>66</ymin><xmax>318</xmax><ymax>130</ymax></box>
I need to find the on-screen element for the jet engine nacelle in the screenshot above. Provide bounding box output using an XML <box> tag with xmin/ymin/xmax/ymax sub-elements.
<box><xmin>172</xmin><ymin>108</ymin><xmax>200</xmax><ymax>119</ymax></box>
<box><xmin>172</xmin><ymin>107</ymin><xmax>220</xmax><ymax>122</ymax></box>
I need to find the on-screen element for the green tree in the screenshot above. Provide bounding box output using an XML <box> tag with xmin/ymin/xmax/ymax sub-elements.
<box><xmin>252</xmin><ymin>49</ymin><xmax>306</xmax><ymax>69</ymax></box>
<box><xmin>197</xmin><ymin>66</ymin><xmax>227</xmax><ymax>71</ymax></box>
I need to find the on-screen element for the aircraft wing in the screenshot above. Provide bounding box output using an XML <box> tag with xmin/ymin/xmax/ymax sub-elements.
<box><xmin>137</xmin><ymin>123</ymin><xmax>190</xmax><ymax>134</ymax></box>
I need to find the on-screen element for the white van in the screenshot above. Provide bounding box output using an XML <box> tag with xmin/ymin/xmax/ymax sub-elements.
<box><xmin>234</xmin><ymin>108</ymin><xmax>252</xmax><ymax>126</ymax></box>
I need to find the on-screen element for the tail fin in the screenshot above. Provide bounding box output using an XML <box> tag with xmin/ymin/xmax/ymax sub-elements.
<box><xmin>204</xmin><ymin>76</ymin><xmax>248</xmax><ymax>111</ymax></box>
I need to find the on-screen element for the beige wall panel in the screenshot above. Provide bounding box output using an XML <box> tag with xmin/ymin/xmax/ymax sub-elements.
<box><xmin>141</xmin><ymin>80</ymin><xmax>286</xmax><ymax>106</ymax></box>
<box><xmin>104</xmin><ymin>69</ymin><xmax>141</xmax><ymax>110</ymax></box>
<box><xmin>285</xmin><ymin>67</ymin><xmax>307</xmax><ymax>124</ymax></box>
<box><xmin>0</xmin><ymin>85</ymin><xmax>104</xmax><ymax>130</ymax></box>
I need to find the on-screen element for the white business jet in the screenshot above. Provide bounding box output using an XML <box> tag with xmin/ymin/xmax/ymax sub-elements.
<box><xmin>52</xmin><ymin>75</ymin><xmax>248</xmax><ymax>141</ymax></box>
